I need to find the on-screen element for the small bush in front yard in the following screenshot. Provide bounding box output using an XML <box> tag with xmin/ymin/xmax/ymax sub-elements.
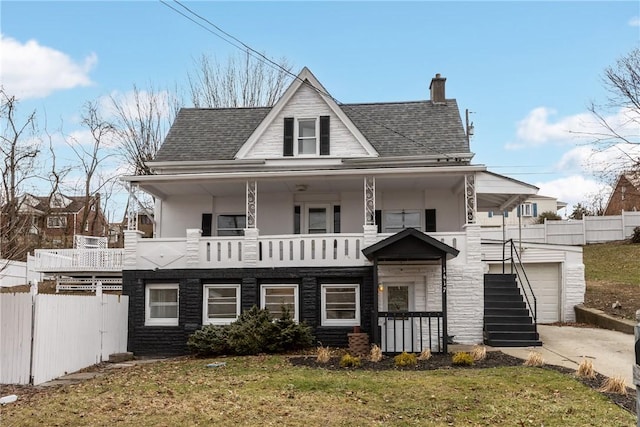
<box><xmin>394</xmin><ymin>352</ymin><xmax>417</xmax><ymax>367</ymax></box>
<box><xmin>187</xmin><ymin>324</ymin><xmax>230</xmax><ymax>356</ymax></box>
<box><xmin>631</xmin><ymin>226</ymin><xmax>640</xmax><ymax>244</ymax></box>
<box><xmin>340</xmin><ymin>354</ymin><xmax>361</xmax><ymax>368</ymax></box>
<box><xmin>471</xmin><ymin>345</ymin><xmax>487</xmax><ymax>361</ymax></box>
<box><xmin>599</xmin><ymin>376</ymin><xmax>627</xmax><ymax>395</ymax></box>
<box><xmin>575</xmin><ymin>358</ymin><xmax>595</xmax><ymax>379</ymax></box>
<box><xmin>316</xmin><ymin>346</ymin><xmax>331</xmax><ymax>363</ymax></box>
<box><xmin>452</xmin><ymin>352</ymin><xmax>474</xmax><ymax>366</ymax></box>
<box><xmin>369</xmin><ymin>344</ymin><xmax>383</xmax><ymax>362</ymax></box>
<box><xmin>417</xmin><ymin>348</ymin><xmax>432</xmax><ymax>361</ymax></box>
<box><xmin>187</xmin><ymin>305</ymin><xmax>314</xmax><ymax>356</ymax></box>
<box><xmin>523</xmin><ymin>351</ymin><xmax>545</xmax><ymax>367</ymax></box>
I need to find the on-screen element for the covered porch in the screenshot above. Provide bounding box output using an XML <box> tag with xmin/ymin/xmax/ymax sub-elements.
<box><xmin>362</xmin><ymin>228</ymin><xmax>460</xmax><ymax>354</ymax></box>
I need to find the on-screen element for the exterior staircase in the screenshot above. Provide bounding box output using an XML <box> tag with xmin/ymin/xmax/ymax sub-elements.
<box><xmin>483</xmin><ymin>273</ymin><xmax>542</xmax><ymax>347</ymax></box>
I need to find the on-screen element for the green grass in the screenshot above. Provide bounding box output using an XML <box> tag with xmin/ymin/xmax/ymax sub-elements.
<box><xmin>583</xmin><ymin>241</ymin><xmax>640</xmax><ymax>285</ymax></box>
<box><xmin>2</xmin><ymin>356</ymin><xmax>635</xmax><ymax>426</ymax></box>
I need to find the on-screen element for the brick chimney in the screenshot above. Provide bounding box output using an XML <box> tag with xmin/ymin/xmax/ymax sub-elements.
<box><xmin>429</xmin><ymin>73</ymin><xmax>446</xmax><ymax>104</ymax></box>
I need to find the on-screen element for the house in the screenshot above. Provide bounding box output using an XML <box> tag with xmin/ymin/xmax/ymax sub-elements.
<box><xmin>604</xmin><ymin>171</ymin><xmax>640</xmax><ymax>215</ymax></box>
<box><xmin>120</xmin><ymin>68</ymin><xmax>586</xmax><ymax>356</ymax></box>
<box><xmin>477</xmin><ymin>194</ymin><xmax>567</xmax><ymax>227</ymax></box>
<box><xmin>109</xmin><ymin>213</ymin><xmax>154</xmax><ymax>248</ymax></box>
<box><xmin>1</xmin><ymin>193</ymin><xmax>108</xmax><ymax>260</ymax></box>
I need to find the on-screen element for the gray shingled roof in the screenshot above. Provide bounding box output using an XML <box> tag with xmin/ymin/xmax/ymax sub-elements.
<box><xmin>153</xmin><ymin>100</ymin><xmax>468</xmax><ymax>162</ymax></box>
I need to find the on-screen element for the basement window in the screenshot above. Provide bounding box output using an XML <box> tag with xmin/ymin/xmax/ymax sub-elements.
<box><xmin>145</xmin><ymin>283</ymin><xmax>179</xmax><ymax>326</ymax></box>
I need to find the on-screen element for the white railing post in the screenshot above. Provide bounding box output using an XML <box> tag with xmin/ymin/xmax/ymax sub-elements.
<box><xmin>243</xmin><ymin>228</ymin><xmax>259</xmax><ymax>266</ymax></box>
<box><xmin>186</xmin><ymin>229</ymin><xmax>202</xmax><ymax>268</ymax></box>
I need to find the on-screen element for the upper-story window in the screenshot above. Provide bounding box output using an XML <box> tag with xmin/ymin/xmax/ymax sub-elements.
<box><xmin>47</xmin><ymin>215</ymin><xmax>67</xmax><ymax>228</ymax></box>
<box><xmin>284</xmin><ymin>116</ymin><xmax>330</xmax><ymax>157</ymax></box>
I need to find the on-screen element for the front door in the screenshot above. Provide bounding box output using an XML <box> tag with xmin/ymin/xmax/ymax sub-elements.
<box><xmin>381</xmin><ymin>283</ymin><xmax>414</xmax><ymax>352</ymax></box>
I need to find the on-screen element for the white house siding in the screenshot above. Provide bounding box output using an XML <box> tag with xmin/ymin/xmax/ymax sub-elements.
<box><xmin>244</xmin><ymin>84</ymin><xmax>371</xmax><ymax>159</ymax></box>
<box><xmin>340</xmin><ymin>191</ymin><xmax>364</xmax><ymax>233</ymax></box>
<box><xmin>257</xmin><ymin>192</ymin><xmax>294</xmax><ymax>235</ymax></box>
<box><xmin>563</xmin><ymin>261</ymin><xmax>585</xmax><ymax>323</ymax></box>
<box><xmin>160</xmin><ymin>195</ymin><xmax>215</xmax><ymax>237</ymax></box>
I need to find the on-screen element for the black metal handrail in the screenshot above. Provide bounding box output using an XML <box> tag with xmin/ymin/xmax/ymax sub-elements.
<box><xmin>377</xmin><ymin>311</ymin><xmax>445</xmax><ymax>354</ymax></box>
<box><xmin>504</xmin><ymin>239</ymin><xmax>538</xmax><ymax>331</ymax></box>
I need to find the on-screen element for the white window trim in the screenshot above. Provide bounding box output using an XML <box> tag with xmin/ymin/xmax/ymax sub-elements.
<box><xmin>145</xmin><ymin>283</ymin><xmax>179</xmax><ymax>326</ymax></box>
<box><xmin>321</xmin><ymin>284</ymin><xmax>360</xmax><ymax>327</ymax></box>
<box><xmin>203</xmin><ymin>284</ymin><xmax>241</xmax><ymax>325</ymax></box>
<box><xmin>295</xmin><ymin>117</ymin><xmax>318</xmax><ymax>157</ymax></box>
<box><xmin>521</xmin><ymin>203</ymin><xmax>533</xmax><ymax>217</ymax></box>
<box><xmin>260</xmin><ymin>284</ymin><xmax>299</xmax><ymax>322</ymax></box>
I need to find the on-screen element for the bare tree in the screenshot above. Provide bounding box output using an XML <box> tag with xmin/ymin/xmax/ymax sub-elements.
<box><xmin>188</xmin><ymin>51</ymin><xmax>293</xmax><ymax>108</ymax></box>
<box><xmin>586</xmin><ymin>48</ymin><xmax>640</xmax><ymax>176</ymax></box>
<box><xmin>0</xmin><ymin>89</ymin><xmax>40</xmax><ymax>261</ymax></box>
<box><xmin>110</xmin><ymin>84</ymin><xmax>181</xmax><ymax>176</ymax></box>
<box><xmin>66</xmin><ymin>100</ymin><xmax>116</xmax><ymax>236</ymax></box>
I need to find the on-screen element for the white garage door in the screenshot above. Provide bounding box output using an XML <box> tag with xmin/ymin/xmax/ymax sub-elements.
<box><xmin>489</xmin><ymin>263</ymin><xmax>560</xmax><ymax>323</ymax></box>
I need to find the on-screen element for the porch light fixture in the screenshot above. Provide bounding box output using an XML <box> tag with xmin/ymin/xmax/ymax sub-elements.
<box><xmin>378</xmin><ymin>283</ymin><xmax>384</xmax><ymax>292</ymax></box>
<box><xmin>295</xmin><ymin>184</ymin><xmax>308</xmax><ymax>192</ymax></box>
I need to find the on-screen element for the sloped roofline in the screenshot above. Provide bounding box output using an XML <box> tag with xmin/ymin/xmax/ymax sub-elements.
<box><xmin>362</xmin><ymin>227</ymin><xmax>460</xmax><ymax>261</ymax></box>
<box><xmin>234</xmin><ymin>67</ymin><xmax>379</xmax><ymax>159</ymax></box>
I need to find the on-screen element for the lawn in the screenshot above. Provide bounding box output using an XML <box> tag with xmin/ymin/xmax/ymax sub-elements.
<box><xmin>583</xmin><ymin>241</ymin><xmax>640</xmax><ymax>320</ymax></box>
<box><xmin>1</xmin><ymin>356</ymin><xmax>635</xmax><ymax>426</ymax></box>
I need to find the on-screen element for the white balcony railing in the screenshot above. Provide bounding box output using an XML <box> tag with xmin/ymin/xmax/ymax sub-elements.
<box><xmin>32</xmin><ymin>248</ymin><xmax>125</xmax><ymax>272</ymax></box>
<box><xmin>257</xmin><ymin>234</ymin><xmax>365</xmax><ymax>267</ymax></box>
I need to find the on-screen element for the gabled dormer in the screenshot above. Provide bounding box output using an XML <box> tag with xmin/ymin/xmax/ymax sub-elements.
<box><xmin>235</xmin><ymin>67</ymin><xmax>378</xmax><ymax>160</ymax></box>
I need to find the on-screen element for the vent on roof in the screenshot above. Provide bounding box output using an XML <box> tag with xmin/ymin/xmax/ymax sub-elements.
<box><xmin>429</xmin><ymin>73</ymin><xmax>446</xmax><ymax>104</ymax></box>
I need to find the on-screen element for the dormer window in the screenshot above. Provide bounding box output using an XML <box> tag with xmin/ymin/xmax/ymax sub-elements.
<box><xmin>297</xmin><ymin>119</ymin><xmax>317</xmax><ymax>155</ymax></box>
<box><xmin>284</xmin><ymin>116</ymin><xmax>330</xmax><ymax>157</ymax></box>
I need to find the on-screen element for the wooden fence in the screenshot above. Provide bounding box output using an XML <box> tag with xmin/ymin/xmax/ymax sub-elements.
<box><xmin>0</xmin><ymin>286</ymin><xmax>128</xmax><ymax>385</ymax></box>
<box><xmin>481</xmin><ymin>211</ymin><xmax>640</xmax><ymax>245</ymax></box>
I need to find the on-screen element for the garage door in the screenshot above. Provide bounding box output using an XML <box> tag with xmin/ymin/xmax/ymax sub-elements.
<box><xmin>489</xmin><ymin>263</ymin><xmax>560</xmax><ymax>323</ymax></box>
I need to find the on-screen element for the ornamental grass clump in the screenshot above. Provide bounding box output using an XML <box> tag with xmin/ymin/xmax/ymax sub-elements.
<box><xmin>417</xmin><ymin>348</ymin><xmax>432</xmax><ymax>361</ymax></box>
<box><xmin>523</xmin><ymin>351</ymin><xmax>545</xmax><ymax>367</ymax></box>
<box><xmin>599</xmin><ymin>376</ymin><xmax>627</xmax><ymax>395</ymax></box>
<box><xmin>316</xmin><ymin>346</ymin><xmax>331</xmax><ymax>364</ymax></box>
<box><xmin>452</xmin><ymin>351</ymin><xmax>474</xmax><ymax>366</ymax></box>
<box><xmin>575</xmin><ymin>358</ymin><xmax>595</xmax><ymax>379</ymax></box>
<box><xmin>369</xmin><ymin>344</ymin><xmax>383</xmax><ymax>363</ymax></box>
<box><xmin>340</xmin><ymin>354</ymin><xmax>361</xmax><ymax>368</ymax></box>
<box><xmin>394</xmin><ymin>352</ymin><xmax>417</xmax><ymax>367</ymax></box>
<box><xmin>470</xmin><ymin>345</ymin><xmax>487</xmax><ymax>362</ymax></box>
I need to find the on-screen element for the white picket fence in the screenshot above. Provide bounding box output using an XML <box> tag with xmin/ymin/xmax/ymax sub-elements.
<box><xmin>0</xmin><ymin>287</ymin><xmax>128</xmax><ymax>385</ymax></box>
<box><xmin>481</xmin><ymin>211</ymin><xmax>640</xmax><ymax>245</ymax></box>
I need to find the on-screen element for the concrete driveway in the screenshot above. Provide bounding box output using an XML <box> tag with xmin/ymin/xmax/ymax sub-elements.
<box><xmin>499</xmin><ymin>324</ymin><xmax>636</xmax><ymax>386</ymax></box>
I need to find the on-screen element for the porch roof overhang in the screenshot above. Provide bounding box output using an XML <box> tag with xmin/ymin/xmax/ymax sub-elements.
<box><xmin>475</xmin><ymin>171</ymin><xmax>539</xmax><ymax>213</ymax></box>
<box><xmin>362</xmin><ymin>228</ymin><xmax>460</xmax><ymax>262</ymax></box>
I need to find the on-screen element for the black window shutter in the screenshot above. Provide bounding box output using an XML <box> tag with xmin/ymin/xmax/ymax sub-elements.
<box><xmin>319</xmin><ymin>115</ymin><xmax>330</xmax><ymax>155</ymax></box>
<box><xmin>283</xmin><ymin>117</ymin><xmax>294</xmax><ymax>157</ymax></box>
<box><xmin>201</xmin><ymin>213</ymin><xmax>212</xmax><ymax>237</ymax></box>
<box><xmin>333</xmin><ymin>205</ymin><xmax>341</xmax><ymax>233</ymax></box>
<box><xmin>425</xmin><ymin>209</ymin><xmax>436</xmax><ymax>232</ymax></box>
<box><xmin>375</xmin><ymin>210</ymin><xmax>382</xmax><ymax>233</ymax></box>
<box><xmin>294</xmin><ymin>206</ymin><xmax>301</xmax><ymax>234</ymax></box>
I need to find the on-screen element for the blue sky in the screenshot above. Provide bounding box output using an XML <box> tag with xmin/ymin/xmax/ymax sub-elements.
<box><xmin>1</xmin><ymin>1</ymin><xmax>639</xmax><ymax>219</ymax></box>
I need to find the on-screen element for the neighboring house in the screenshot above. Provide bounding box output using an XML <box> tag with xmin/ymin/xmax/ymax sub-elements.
<box><xmin>1</xmin><ymin>193</ymin><xmax>108</xmax><ymax>255</ymax></box>
<box><xmin>477</xmin><ymin>195</ymin><xmax>568</xmax><ymax>227</ymax></box>
<box><xmin>109</xmin><ymin>213</ymin><xmax>154</xmax><ymax>248</ymax></box>
<box><xmin>121</xmin><ymin>68</ymin><xmax>585</xmax><ymax>357</ymax></box>
<box><xmin>604</xmin><ymin>171</ymin><xmax>640</xmax><ymax>215</ymax></box>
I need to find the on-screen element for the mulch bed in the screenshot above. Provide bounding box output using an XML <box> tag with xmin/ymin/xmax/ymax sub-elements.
<box><xmin>288</xmin><ymin>351</ymin><xmax>637</xmax><ymax>416</ymax></box>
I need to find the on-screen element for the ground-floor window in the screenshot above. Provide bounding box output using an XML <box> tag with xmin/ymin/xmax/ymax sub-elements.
<box><xmin>321</xmin><ymin>284</ymin><xmax>360</xmax><ymax>326</ymax></box>
<box><xmin>203</xmin><ymin>284</ymin><xmax>240</xmax><ymax>325</ymax></box>
<box><xmin>261</xmin><ymin>284</ymin><xmax>298</xmax><ymax>321</ymax></box>
<box><xmin>145</xmin><ymin>283</ymin><xmax>179</xmax><ymax>326</ymax></box>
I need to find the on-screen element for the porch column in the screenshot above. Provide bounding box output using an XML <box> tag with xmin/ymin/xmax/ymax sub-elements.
<box><xmin>186</xmin><ymin>229</ymin><xmax>201</xmax><ymax>268</ymax></box>
<box><xmin>123</xmin><ymin>230</ymin><xmax>144</xmax><ymax>268</ymax></box>
<box><xmin>244</xmin><ymin>180</ymin><xmax>259</xmax><ymax>266</ymax></box>
<box><xmin>441</xmin><ymin>256</ymin><xmax>448</xmax><ymax>354</ymax></box>
<box><xmin>464</xmin><ymin>173</ymin><xmax>477</xmax><ymax>225</ymax></box>
<box><xmin>363</xmin><ymin>176</ymin><xmax>378</xmax><ymax>245</ymax></box>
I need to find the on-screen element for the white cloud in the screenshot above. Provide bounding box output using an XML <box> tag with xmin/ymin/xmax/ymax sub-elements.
<box><xmin>506</xmin><ymin>107</ymin><xmax>639</xmax><ymax>150</ymax></box>
<box><xmin>0</xmin><ymin>34</ymin><xmax>97</xmax><ymax>99</ymax></box>
<box><xmin>629</xmin><ymin>16</ymin><xmax>640</xmax><ymax>26</ymax></box>
<box><xmin>535</xmin><ymin>175</ymin><xmax>609</xmax><ymax>215</ymax></box>
<box><xmin>555</xmin><ymin>143</ymin><xmax>640</xmax><ymax>176</ymax></box>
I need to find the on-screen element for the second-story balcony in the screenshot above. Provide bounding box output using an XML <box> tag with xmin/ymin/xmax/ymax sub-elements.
<box><xmin>32</xmin><ymin>248</ymin><xmax>125</xmax><ymax>274</ymax></box>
